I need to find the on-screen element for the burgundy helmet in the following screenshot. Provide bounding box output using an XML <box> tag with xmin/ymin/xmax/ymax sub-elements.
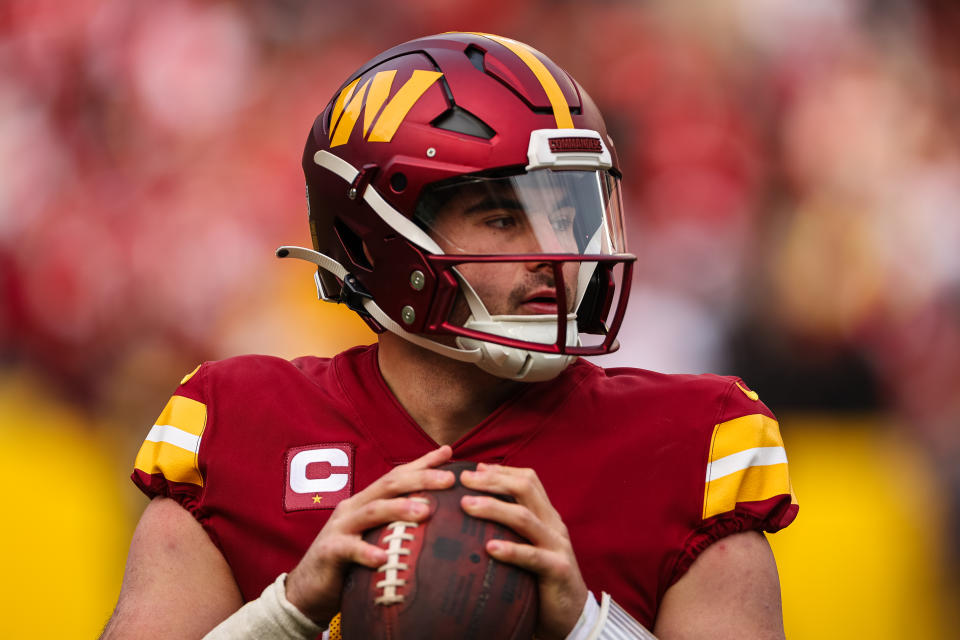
<box><xmin>279</xmin><ymin>32</ymin><xmax>635</xmax><ymax>381</ymax></box>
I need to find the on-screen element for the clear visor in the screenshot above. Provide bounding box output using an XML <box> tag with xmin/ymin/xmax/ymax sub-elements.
<box><xmin>413</xmin><ymin>169</ymin><xmax>630</xmax><ymax>347</ymax></box>
<box><xmin>414</xmin><ymin>169</ymin><xmax>626</xmax><ymax>257</ymax></box>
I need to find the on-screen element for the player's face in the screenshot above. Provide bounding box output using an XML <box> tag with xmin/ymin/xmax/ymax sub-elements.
<box><xmin>427</xmin><ymin>181</ymin><xmax>579</xmax><ymax>320</ymax></box>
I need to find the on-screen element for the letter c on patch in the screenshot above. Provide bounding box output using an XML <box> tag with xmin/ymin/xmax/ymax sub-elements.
<box><xmin>290</xmin><ymin>448</ymin><xmax>349</xmax><ymax>493</ymax></box>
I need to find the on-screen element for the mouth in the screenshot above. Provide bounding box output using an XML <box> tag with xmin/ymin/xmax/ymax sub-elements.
<box><xmin>520</xmin><ymin>288</ymin><xmax>561</xmax><ymax>314</ymax></box>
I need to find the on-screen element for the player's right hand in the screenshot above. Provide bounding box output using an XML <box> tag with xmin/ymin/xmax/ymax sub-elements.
<box><xmin>284</xmin><ymin>445</ymin><xmax>455</xmax><ymax>626</ymax></box>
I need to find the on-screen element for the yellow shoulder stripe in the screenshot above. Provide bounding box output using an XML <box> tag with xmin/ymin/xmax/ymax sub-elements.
<box><xmin>703</xmin><ymin>414</ymin><xmax>793</xmax><ymax>519</ymax></box>
<box><xmin>133</xmin><ymin>396</ymin><xmax>207</xmax><ymax>487</ymax></box>
<box><xmin>709</xmin><ymin>413</ymin><xmax>783</xmax><ymax>462</ymax></box>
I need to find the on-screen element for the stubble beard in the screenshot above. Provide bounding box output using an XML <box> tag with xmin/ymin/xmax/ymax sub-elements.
<box><xmin>446</xmin><ymin>270</ymin><xmax>576</xmax><ymax>324</ymax></box>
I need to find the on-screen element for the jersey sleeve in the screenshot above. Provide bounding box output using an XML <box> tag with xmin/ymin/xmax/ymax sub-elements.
<box><xmin>674</xmin><ymin>377</ymin><xmax>798</xmax><ymax>582</ymax></box>
<box><xmin>130</xmin><ymin>364</ymin><xmax>209</xmax><ymax>517</ymax></box>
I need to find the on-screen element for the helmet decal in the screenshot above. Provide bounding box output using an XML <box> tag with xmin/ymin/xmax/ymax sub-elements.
<box><xmin>469</xmin><ymin>33</ymin><xmax>574</xmax><ymax>129</ymax></box>
<box><xmin>329</xmin><ymin>69</ymin><xmax>443</xmax><ymax>147</ymax></box>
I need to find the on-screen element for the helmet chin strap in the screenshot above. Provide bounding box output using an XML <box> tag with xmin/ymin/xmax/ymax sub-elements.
<box><xmin>453</xmin><ymin>270</ymin><xmax>579</xmax><ymax>382</ymax></box>
<box><xmin>448</xmin><ymin>224</ymin><xmax>607</xmax><ymax>382</ymax></box>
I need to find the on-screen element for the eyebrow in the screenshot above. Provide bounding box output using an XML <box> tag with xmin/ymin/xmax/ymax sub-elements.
<box><xmin>463</xmin><ymin>196</ymin><xmax>524</xmax><ymax>215</ymax></box>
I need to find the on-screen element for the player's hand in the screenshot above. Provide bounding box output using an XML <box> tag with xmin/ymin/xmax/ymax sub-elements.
<box><xmin>284</xmin><ymin>445</ymin><xmax>455</xmax><ymax>626</ymax></box>
<box><xmin>459</xmin><ymin>463</ymin><xmax>588</xmax><ymax>640</ymax></box>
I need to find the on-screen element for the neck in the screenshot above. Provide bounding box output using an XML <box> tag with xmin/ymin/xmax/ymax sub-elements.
<box><xmin>376</xmin><ymin>333</ymin><xmax>523</xmax><ymax>446</ymax></box>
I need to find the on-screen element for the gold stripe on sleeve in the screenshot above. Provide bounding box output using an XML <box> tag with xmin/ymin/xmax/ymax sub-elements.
<box><xmin>702</xmin><ymin>413</ymin><xmax>792</xmax><ymax>519</ymax></box>
<box><xmin>133</xmin><ymin>395</ymin><xmax>207</xmax><ymax>486</ymax></box>
<box><xmin>134</xmin><ymin>440</ymin><xmax>203</xmax><ymax>486</ymax></box>
<box><xmin>154</xmin><ymin>395</ymin><xmax>206</xmax><ymax>437</ymax></box>
<box><xmin>703</xmin><ymin>462</ymin><xmax>792</xmax><ymax>519</ymax></box>
<box><xmin>709</xmin><ymin>414</ymin><xmax>784</xmax><ymax>463</ymax></box>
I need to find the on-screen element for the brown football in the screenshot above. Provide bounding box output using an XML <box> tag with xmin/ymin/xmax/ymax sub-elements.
<box><xmin>340</xmin><ymin>461</ymin><xmax>538</xmax><ymax>640</ymax></box>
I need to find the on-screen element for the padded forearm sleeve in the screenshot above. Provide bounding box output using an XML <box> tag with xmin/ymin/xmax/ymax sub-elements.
<box><xmin>203</xmin><ymin>573</ymin><xmax>324</xmax><ymax>640</ymax></box>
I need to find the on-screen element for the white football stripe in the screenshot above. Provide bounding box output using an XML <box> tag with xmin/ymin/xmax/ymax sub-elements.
<box><xmin>706</xmin><ymin>446</ymin><xmax>787</xmax><ymax>482</ymax></box>
<box><xmin>146</xmin><ymin>424</ymin><xmax>201</xmax><ymax>454</ymax></box>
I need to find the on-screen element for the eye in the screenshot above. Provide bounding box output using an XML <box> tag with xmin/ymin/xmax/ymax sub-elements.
<box><xmin>484</xmin><ymin>213</ymin><xmax>520</xmax><ymax>230</ymax></box>
<box><xmin>549</xmin><ymin>211</ymin><xmax>575</xmax><ymax>232</ymax></box>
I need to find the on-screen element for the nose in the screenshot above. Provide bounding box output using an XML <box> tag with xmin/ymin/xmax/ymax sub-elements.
<box><xmin>525</xmin><ymin>259</ymin><xmax>551</xmax><ymax>275</ymax></box>
<box><xmin>522</xmin><ymin>236</ymin><xmax>554</xmax><ymax>274</ymax></box>
<box><xmin>522</xmin><ymin>230</ymin><xmax>570</xmax><ymax>275</ymax></box>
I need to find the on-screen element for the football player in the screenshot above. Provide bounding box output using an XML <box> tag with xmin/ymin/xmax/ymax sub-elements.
<box><xmin>103</xmin><ymin>33</ymin><xmax>797</xmax><ymax>639</ymax></box>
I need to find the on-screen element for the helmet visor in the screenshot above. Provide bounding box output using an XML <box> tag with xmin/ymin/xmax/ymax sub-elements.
<box><xmin>414</xmin><ymin>169</ymin><xmax>626</xmax><ymax>257</ymax></box>
<box><xmin>411</xmin><ymin>169</ymin><xmax>632</xmax><ymax>352</ymax></box>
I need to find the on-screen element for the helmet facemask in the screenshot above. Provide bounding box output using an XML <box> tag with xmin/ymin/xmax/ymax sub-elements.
<box><xmin>409</xmin><ymin>167</ymin><xmax>632</xmax><ymax>379</ymax></box>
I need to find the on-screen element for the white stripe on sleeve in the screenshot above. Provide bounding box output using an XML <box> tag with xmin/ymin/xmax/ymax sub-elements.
<box><xmin>145</xmin><ymin>423</ymin><xmax>201</xmax><ymax>454</ymax></box>
<box><xmin>705</xmin><ymin>446</ymin><xmax>787</xmax><ymax>482</ymax></box>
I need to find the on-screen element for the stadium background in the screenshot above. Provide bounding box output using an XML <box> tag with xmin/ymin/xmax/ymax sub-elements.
<box><xmin>2</xmin><ymin>0</ymin><xmax>959</xmax><ymax>636</ymax></box>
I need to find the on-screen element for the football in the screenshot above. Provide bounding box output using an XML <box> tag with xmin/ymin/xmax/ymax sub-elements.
<box><xmin>340</xmin><ymin>461</ymin><xmax>539</xmax><ymax>640</ymax></box>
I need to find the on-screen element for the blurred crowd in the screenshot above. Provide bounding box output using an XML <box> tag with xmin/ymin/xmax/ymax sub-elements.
<box><xmin>1</xmin><ymin>0</ymin><xmax>959</xmax><ymax>563</ymax></box>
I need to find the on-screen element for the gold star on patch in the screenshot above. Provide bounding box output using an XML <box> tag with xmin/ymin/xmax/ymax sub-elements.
<box><xmin>312</xmin><ymin>495</ymin><xmax>323</xmax><ymax>504</ymax></box>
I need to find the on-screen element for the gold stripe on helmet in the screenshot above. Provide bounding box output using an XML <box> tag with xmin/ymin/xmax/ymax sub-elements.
<box><xmin>470</xmin><ymin>32</ymin><xmax>574</xmax><ymax>129</ymax></box>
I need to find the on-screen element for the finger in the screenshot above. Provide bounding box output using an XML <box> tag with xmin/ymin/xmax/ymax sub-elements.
<box><xmin>398</xmin><ymin>445</ymin><xmax>454</xmax><ymax>471</ymax></box>
<box><xmin>462</xmin><ymin>464</ymin><xmax>546</xmax><ymax>499</ymax></box>
<box><xmin>357</xmin><ymin>467</ymin><xmax>455</xmax><ymax>504</ymax></box>
<box><xmin>341</xmin><ymin>537</ymin><xmax>391</xmax><ymax>569</ymax></box>
<box><xmin>337</xmin><ymin>496</ymin><xmax>433</xmax><ymax>536</ymax></box>
<box><xmin>484</xmin><ymin>538</ymin><xmax>566</xmax><ymax>577</ymax></box>
<box><xmin>460</xmin><ymin>466</ymin><xmax>555</xmax><ymax>522</ymax></box>
<box><xmin>355</xmin><ymin>447</ymin><xmax>456</xmax><ymax>503</ymax></box>
<box><xmin>460</xmin><ymin>494</ymin><xmax>555</xmax><ymax>548</ymax></box>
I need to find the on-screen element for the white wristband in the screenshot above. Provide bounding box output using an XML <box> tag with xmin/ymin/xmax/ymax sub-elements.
<box><xmin>565</xmin><ymin>591</ymin><xmax>601</xmax><ymax>640</ymax></box>
<box><xmin>565</xmin><ymin>591</ymin><xmax>658</xmax><ymax>640</ymax></box>
<box><xmin>203</xmin><ymin>573</ymin><xmax>324</xmax><ymax>640</ymax></box>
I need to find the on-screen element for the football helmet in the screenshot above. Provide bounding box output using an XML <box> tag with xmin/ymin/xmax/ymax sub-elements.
<box><xmin>278</xmin><ymin>32</ymin><xmax>635</xmax><ymax>381</ymax></box>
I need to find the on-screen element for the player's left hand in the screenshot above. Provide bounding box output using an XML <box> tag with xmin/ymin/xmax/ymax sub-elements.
<box><xmin>459</xmin><ymin>463</ymin><xmax>588</xmax><ymax>640</ymax></box>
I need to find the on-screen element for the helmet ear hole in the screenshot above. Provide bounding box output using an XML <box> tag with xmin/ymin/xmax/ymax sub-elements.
<box><xmin>390</xmin><ymin>172</ymin><xmax>408</xmax><ymax>193</ymax></box>
<box><xmin>334</xmin><ymin>218</ymin><xmax>373</xmax><ymax>271</ymax></box>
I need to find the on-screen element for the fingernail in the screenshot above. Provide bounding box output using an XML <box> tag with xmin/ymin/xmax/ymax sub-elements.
<box><xmin>487</xmin><ymin>540</ymin><xmax>502</xmax><ymax>552</ymax></box>
<box><xmin>410</xmin><ymin>502</ymin><xmax>428</xmax><ymax>515</ymax></box>
<box><xmin>462</xmin><ymin>496</ymin><xmax>478</xmax><ymax>507</ymax></box>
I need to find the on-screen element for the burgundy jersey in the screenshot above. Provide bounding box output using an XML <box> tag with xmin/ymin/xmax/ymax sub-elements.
<box><xmin>132</xmin><ymin>344</ymin><xmax>797</xmax><ymax>627</ymax></box>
